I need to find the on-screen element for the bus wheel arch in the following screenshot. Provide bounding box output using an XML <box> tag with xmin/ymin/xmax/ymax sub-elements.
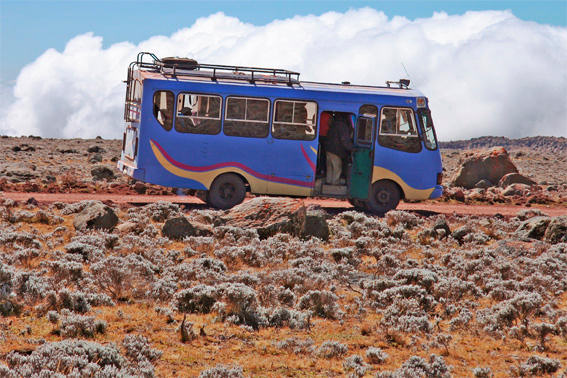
<box><xmin>207</xmin><ymin>173</ymin><xmax>247</xmax><ymax>210</ymax></box>
<box><xmin>366</xmin><ymin>179</ymin><xmax>402</xmax><ymax>215</ymax></box>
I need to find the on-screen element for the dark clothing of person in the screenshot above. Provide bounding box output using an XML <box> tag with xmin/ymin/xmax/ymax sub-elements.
<box><xmin>325</xmin><ymin>118</ymin><xmax>354</xmax><ymax>159</ymax></box>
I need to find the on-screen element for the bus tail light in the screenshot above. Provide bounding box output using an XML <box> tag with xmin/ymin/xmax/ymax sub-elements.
<box><xmin>437</xmin><ymin>173</ymin><xmax>443</xmax><ymax>185</ymax></box>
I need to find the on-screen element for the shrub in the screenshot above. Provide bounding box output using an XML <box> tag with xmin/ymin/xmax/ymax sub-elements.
<box><xmin>377</xmin><ymin>354</ymin><xmax>450</xmax><ymax>378</ymax></box>
<box><xmin>275</xmin><ymin>337</ymin><xmax>314</xmax><ymax>354</ymax></box>
<box><xmin>366</xmin><ymin>347</ymin><xmax>388</xmax><ymax>364</ymax></box>
<box><xmin>59</xmin><ymin>311</ymin><xmax>107</xmax><ymax>338</ymax></box>
<box><xmin>123</xmin><ymin>334</ymin><xmax>162</xmax><ymax>363</ymax></box>
<box><xmin>518</xmin><ymin>356</ymin><xmax>561</xmax><ymax>376</ymax></box>
<box><xmin>316</xmin><ymin>341</ymin><xmax>348</xmax><ymax>359</ymax></box>
<box><xmin>297</xmin><ymin>290</ymin><xmax>341</xmax><ymax>319</ymax></box>
<box><xmin>199</xmin><ymin>364</ymin><xmax>244</xmax><ymax>378</ymax></box>
<box><xmin>343</xmin><ymin>355</ymin><xmax>368</xmax><ymax>377</ymax></box>
<box><xmin>268</xmin><ymin>307</ymin><xmax>311</xmax><ymax>330</ymax></box>
<box><xmin>91</xmin><ymin>254</ymin><xmax>157</xmax><ymax>299</ymax></box>
<box><xmin>472</xmin><ymin>367</ymin><xmax>492</xmax><ymax>378</ymax></box>
<box><xmin>172</xmin><ymin>285</ymin><xmax>218</xmax><ymax>314</ymax></box>
<box><xmin>5</xmin><ymin>340</ymin><xmax>124</xmax><ymax>376</ymax></box>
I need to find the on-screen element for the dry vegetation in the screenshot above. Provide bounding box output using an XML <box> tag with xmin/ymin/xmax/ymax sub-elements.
<box><xmin>1</xmin><ymin>197</ymin><xmax>566</xmax><ymax>377</ymax></box>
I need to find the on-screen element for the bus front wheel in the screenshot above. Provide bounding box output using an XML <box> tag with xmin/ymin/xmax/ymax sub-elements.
<box><xmin>366</xmin><ymin>180</ymin><xmax>401</xmax><ymax>215</ymax></box>
<box><xmin>208</xmin><ymin>173</ymin><xmax>246</xmax><ymax>210</ymax></box>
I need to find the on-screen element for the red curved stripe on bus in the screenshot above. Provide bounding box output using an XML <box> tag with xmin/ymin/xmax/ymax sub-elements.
<box><xmin>300</xmin><ymin>143</ymin><xmax>316</xmax><ymax>172</ymax></box>
<box><xmin>152</xmin><ymin>139</ymin><xmax>314</xmax><ymax>188</ymax></box>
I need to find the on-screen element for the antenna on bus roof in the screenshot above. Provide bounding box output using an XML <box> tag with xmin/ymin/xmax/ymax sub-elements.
<box><xmin>401</xmin><ymin>62</ymin><xmax>411</xmax><ymax>79</ymax></box>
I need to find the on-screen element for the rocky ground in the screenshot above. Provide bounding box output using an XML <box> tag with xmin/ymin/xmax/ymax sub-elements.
<box><xmin>1</xmin><ymin>196</ymin><xmax>566</xmax><ymax>377</ymax></box>
<box><xmin>1</xmin><ymin>136</ymin><xmax>566</xmax><ymax>208</ymax></box>
<box><xmin>0</xmin><ymin>136</ymin><xmax>566</xmax><ymax>377</ymax></box>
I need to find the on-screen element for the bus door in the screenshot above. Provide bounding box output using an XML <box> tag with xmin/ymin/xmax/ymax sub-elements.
<box><xmin>349</xmin><ymin>116</ymin><xmax>375</xmax><ymax>199</ymax></box>
<box><xmin>349</xmin><ymin>110</ymin><xmax>376</xmax><ymax>199</ymax></box>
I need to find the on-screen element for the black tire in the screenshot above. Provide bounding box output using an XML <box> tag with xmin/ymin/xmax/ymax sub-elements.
<box><xmin>208</xmin><ymin>173</ymin><xmax>246</xmax><ymax>210</ymax></box>
<box><xmin>348</xmin><ymin>198</ymin><xmax>368</xmax><ymax>211</ymax></box>
<box><xmin>366</xmin><ymin>180</ymin><xmax>401</xmax><ymax>215</ymax></box>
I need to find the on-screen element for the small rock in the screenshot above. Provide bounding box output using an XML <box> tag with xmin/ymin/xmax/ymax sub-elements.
<box><xmin>91</xmin><ymin>166</ymin><xmax>116</xmax><ymax>181</ymax></box>
<box><xmin>115</xmin><ymin>221</ymin><xmax>138</xmax><ymax>234</ymax></box>
<box><xmin>453</xmin><ymin>189</ymin><xmax>465</xmax><ymax>202</ymax></box>
<box><xmin>162</xmin><ymin>217</ymin><xmax>212</xmax><ymax>240</ymax></box>
<box><xmin>133</xmin><ymin>181</ymin><xmax>147</xmax><ymax>194</ymax></box>
<box><xmin>515</xmin><ymin>216</ymin><xmax>551</xmax><ymax>240</ymax></box>
<box><xmin>89</xmin><ymin>153</ymin><xmax>103</xmax><ymax>163</ymax></box>
<box><xmin>87</xmin><ymin>145</ymin><xmax>105</xmax><ymax>153</ymax></box>
<box><xmin>73</xmin><ymin>202</ymin><xmax>118</xmax><ymax>231</ymax></box>
<box><xmin>452</xmin><ymin>225</ymin><xmax>472</xmax><ymax>243</ymax></box>
<box><xmin>544</xmin><ymin>216</ymin><xmax>567</xmax><ymax>244</ymax></box>
<box><xmin>499</xmin><ymin>173</ymin><xmax>536</xmax><ymax>188</ymax></box>
<box><xmin>502</xmin><ymin>184</ymin><xmax>529</xmax><ymax>197</ymax></box>
<box><xmin>433</xmin><ymin>218</ymin><xmax>451</xmax><ymax>239</ymax></box>
<box><xmin>475</xmin><ymin>179</ymin><xmax>493</xmax><ymax>189</ymax></box>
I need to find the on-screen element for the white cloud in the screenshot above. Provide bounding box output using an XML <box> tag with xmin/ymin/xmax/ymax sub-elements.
<box><xmin>1</xmin><ymin>9</ymin><xmax>566</xmax><ymax>140</ymax></box>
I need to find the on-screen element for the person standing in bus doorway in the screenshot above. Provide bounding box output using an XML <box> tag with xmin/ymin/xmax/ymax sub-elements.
<box><xmin>325</xmin><ymin>113</ymin><xmax>354</xmax><ymax>185</ymax></box>
<box><xmin>318</xmin><ymin>111</ymin><xmax>332</xmax><ymax>176</ymax></box>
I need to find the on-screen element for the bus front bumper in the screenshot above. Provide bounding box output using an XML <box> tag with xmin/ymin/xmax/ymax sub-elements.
<box><xmin>429</xmin><ymin>185</ymin><xmax>443</xmax><ymax>199</ymax></box>
<box><xmin>117</xmin><ymin>160</ymin><xmax>145</xmax><ymax>181</ymax></box>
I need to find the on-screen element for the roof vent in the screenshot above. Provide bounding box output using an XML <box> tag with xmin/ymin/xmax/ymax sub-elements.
<box><xmin>342</xmin><ymin>81</ymin><xmax>351</xmax><ymax>85</ymax></box>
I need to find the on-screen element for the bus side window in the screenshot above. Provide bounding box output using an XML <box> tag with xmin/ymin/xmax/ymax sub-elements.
<box><xmin>357</xmin><ymin>104</ymin><xmax>377</xmax><ymax>145</ymax></box>
<box><xmin>153</xmin><ymin>91</ymin><xmax>174</xmax><ymax>131</ymax></box>
<box><xmin>272</xmin><ymin>100</ymin><xmax>317</xmax><ymax>141</ymax></box>
<box><xmin>175</xmin><ymin>93</ymin><xmax>221</xmax><ymax>135</ymax></box>
<box><xmin>224</xmin><ymin>97</ymin><xmax>269</xmax><ymax>138</ymax></box>
<box><xmin>378</xmin><ymin>107</ymin><xmax>422</xmax><ymax>153</ymax></box>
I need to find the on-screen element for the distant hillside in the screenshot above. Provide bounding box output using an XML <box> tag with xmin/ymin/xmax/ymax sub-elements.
<box><xmin>440</xmin><ymin>136</ymin><xmax>567</xmax><ymax>154</ymax></box>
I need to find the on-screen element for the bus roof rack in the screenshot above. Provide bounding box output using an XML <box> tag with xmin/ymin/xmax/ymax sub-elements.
<box><xmin>130</xmin><ymin>52</ymin><xmax>301</xmax><ymax>86</ymax></box>
<box><xmin>386</xmin><ymin>79</ymin><xmax>411</xmax><ymax>89</ymax></box>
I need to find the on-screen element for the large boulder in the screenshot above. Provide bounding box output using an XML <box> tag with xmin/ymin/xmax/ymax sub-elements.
<box><xmin>499</xmin><ymin>173</ymin><xmax>536</xmax><ymax>188</ymax></box>
<box><xmin>544</xmin><ymin>216</ymin><xmax>567</xmax><ymax>244</ymax></box>
<box><xmin>73</xmin><ymin>202</ymin><xmax>118</xmax><ymax>231</ymax></box>
<box><xmin>515</xmin><ymin>216</ymin><xmax>551</xmax><ymax>240</ymax></box>
<box><xmin>162</xmin><ymin>216</ymin><xmax>212</xmax><ymax>240</ymax></box>
<box><xmin>222</xmin><ymin>197</ymin><xmax>316</xmax><ymax>239</ymax></box>
<box><xmin>451</xmin><ymin>147</ymin><xmax>518</xmax><ymax>189</ymax></box>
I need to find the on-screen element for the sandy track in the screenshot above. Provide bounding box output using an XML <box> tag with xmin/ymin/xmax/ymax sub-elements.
<box><xmin>2</xmin><ymin>191</ymin><xmax>565</xmax><ymax>217</ymax></box>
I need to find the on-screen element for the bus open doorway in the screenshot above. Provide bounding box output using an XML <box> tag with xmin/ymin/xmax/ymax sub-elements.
<box><xmin>314</xmin><ymin>111</ymin><xmax>357</xmax><ymax>197</ymax></box>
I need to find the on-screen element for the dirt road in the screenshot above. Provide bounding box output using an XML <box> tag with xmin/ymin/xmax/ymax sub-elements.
<box><xmin>2</xmin><ymin>191</ymin><xmax>566</xmax><ymax>217</ymax></box>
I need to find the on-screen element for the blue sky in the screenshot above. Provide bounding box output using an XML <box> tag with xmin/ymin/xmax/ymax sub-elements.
<box><xmin>1</xmin><ymin>0</ymin><xmax>566</xmax><ymax>86</ymax></box>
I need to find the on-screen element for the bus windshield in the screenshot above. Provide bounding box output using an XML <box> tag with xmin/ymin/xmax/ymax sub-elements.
<box><xmin>418</xmin><ymin>108</ymin><xmax>438</xmax><ymax>150</ymax></box>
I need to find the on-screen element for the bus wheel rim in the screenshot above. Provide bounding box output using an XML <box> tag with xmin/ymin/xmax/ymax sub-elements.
<box><xmin>376</xmin><ymin>189</ymin><xmax>390</xmax><ymax>204</ymax></box>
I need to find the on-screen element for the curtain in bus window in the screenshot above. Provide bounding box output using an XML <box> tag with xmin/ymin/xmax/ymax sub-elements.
<box><xmin>153</xmin><ymin>91</ymin><xmax>174</xmax><ymax>131</ymax></box>
<box><xmin>378</xmin><ymin>107</ymin><xmax>422</xmax><ymax>153</ymax></box>
<box><xmin>224</xmin><ymin>97</ymin><xmax>269</xmax><ymax>138</ymax></box>
<box><xmin>175</xmin><ymin>93</ymin><xmax>221</xmax><ymax>135</ymax></box>
<box><xmin>272</xmin><ymin>100</ymin><xmax>317</xmax><ymax>141</ymax></box>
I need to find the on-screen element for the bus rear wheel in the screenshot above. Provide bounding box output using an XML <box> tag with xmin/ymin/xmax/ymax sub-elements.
<box><xmin>366</xmin><ymin>180</ymin><xmax>401</xmax><ymax>215</ymax></box>
<box><xmin>208</xmin><ymin>173</ymin><xmax>246</xmax><ymax>210</ymax></box>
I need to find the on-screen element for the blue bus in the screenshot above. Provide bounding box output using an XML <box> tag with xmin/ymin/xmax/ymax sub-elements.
<box><xmin>118</xmin><ymin>52</ymin><xmax>442</xmax><ymax>213</ymax></box>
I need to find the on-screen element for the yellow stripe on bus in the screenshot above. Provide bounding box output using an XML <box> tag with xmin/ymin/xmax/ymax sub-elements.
<box><xmin>372</xmin><ymin>166</ymin><xmax>434</xmax><ymax>200</ymax></box>
<box><xmin>150</xmin><ymin>140</ymin><xmax>311</xmax><ymax>197</ymax></box>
